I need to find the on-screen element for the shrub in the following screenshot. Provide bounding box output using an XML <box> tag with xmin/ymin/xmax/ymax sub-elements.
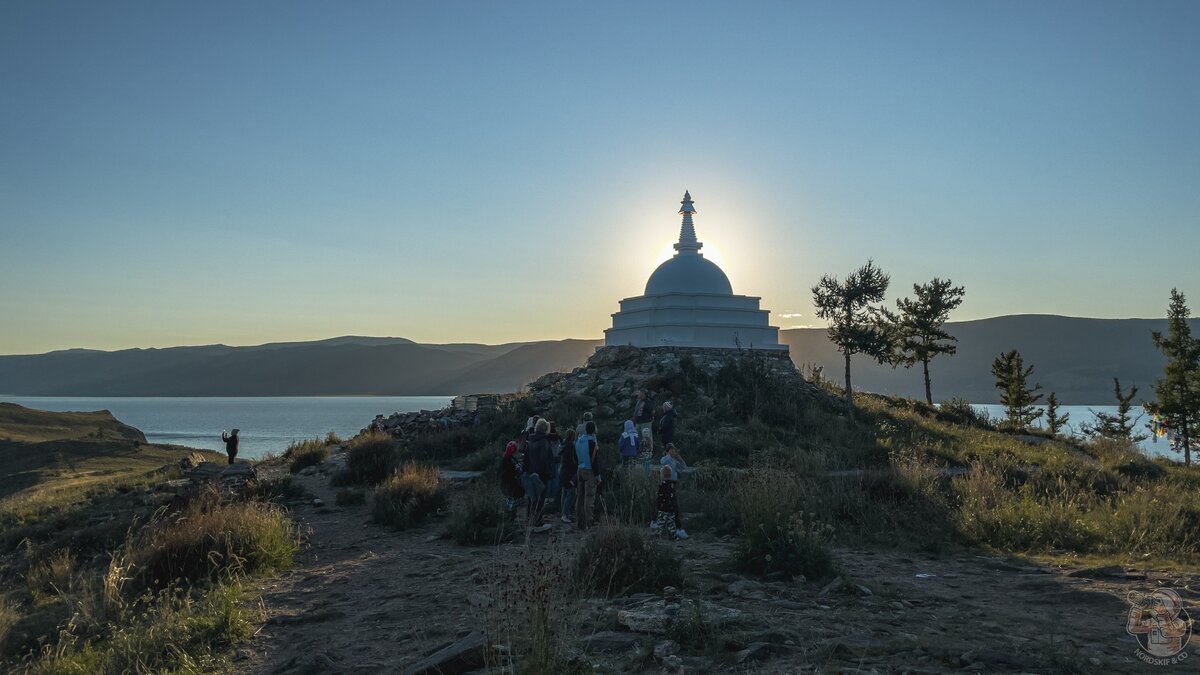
<box><xmin>447</xmin><ymin>482</ymin><xmax>512</xmax><ymax>546</ymax></box>
<box><xmin>336</xmin><ymin>431</ymin><xmax>399</xmax><ymax>485</ymax></box>
<box><xmin>734</xmin><ymin>463</ymin><xmax>836</xmax><ymax>579</ymax></box>
<box><xmin>324</xmin><ymin>430</ymin><xmax>342</xmax><ymax>445</ymax></box>
<box><xmin>372</xmin><ymin>463</ymin><xmax>448</xmax><ymax>529</ymax></box>
<box><xmin>409</xmin><ymin>426</ymin><xmax>484</xmax><ymax>460</ymax></box>
<box><xmin>599</xmin><ymin>466</ymin><xmax>659</xmax><ymax>527</ymax></box>
<box><xmin>283</xmin><ymin>438</ymin><xmax>330</xmax><ymax>474</ymax></box>
<box><xmin>937</xmin><ymin>397</ymin><xmax>991</xmax><ymax>428</ymax></box>
<box><xmin>28</xmin><ymin>581</ymin><xmax>256</xmax><ymax>674</ymax></box>
<box><xmin>127</xmin><ymin>498</ymin><xmax>298</xmax><ymax>589</ymax></box>
<box><xmin>334</xmin><ymin>488</ymin><xmax>366</xmax><ymax>506</ymax></box>
<box><xmin>26</xmin><ymin>549</ymin><xmax>77</xmax><ymax>601</ymax></box>
<box><xmin>573</xmin><ymin>526</ymin><xmax>682</xmax><ymax>597</ymax></box>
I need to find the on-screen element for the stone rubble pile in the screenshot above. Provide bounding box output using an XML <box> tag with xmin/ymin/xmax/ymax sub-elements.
<box><xmin>525</xmin><ymin>344</ymin><xmax>819</xmax><ymax>415</ymax></box>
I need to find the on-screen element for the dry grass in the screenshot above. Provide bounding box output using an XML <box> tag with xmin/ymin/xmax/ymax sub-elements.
<box><xmin>126</xmin><ymin>495</ymin><xmax>298</xmax><ymax>589</ymax></box>
<box><xmin>283</xmin><ymin>438</ymin><xmax>330</xmax><ymax>474</ymax></box>
<box><xmin>372</xmin><ymin>463</ymin><xmax>448</xmax><ymax>529</ymax></box>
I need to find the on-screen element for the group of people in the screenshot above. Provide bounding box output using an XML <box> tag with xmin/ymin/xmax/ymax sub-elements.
<box><xmin>499</xmin><ymin>390</ymin><xmax>689</xmax><ymax>539</ymax></box>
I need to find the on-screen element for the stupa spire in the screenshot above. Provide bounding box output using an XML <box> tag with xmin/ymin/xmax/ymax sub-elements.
<box><xmin>674</xmin><ymin>190</ymin><xmax>703</xmax><ymax>254</ymax></box>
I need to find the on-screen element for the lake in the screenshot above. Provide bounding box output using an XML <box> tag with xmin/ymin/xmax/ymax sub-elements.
<box><xmin>970</xmin><ymin>404</ymin><xmax>1174</xmax><ymax>460</ymax></box>
<box><xmin>0</xmin><ymin>396</ymin><xmax>1179</xmax><ymax>462</ymax></box>
<box><xmin>0</xmin><ymin>396</ymin><xmax>452</xmax><ymax>459</ymax></box>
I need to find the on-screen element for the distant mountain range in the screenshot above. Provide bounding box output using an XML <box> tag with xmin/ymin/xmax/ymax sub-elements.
<box><xmin>0</xmin><ymin>316</ymin><xmax>1193</xmax><ymax>403</ymax></box>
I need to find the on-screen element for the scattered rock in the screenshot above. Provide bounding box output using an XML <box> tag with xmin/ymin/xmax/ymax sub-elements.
<box><xmin>728</xmin><ymin>579</ymin><xmax>767</xmax><ymax>600</ymax></box>
<box><xmin>617</xmin><ymin>599</ymin><xmax>742</xmax><ymax>634</ymax></box>
<box><xmin>1068</xmin><ymin>565</ymin><xmax>1146</xmax><ymax>580</ymax></box>
<box><xmin>736</xmin><ymin>642</ymin><xmax>784</xmax><ymax>664</ymax></box>
<box><xmin>818</xmin><ymin>576</ymin><xmax>844</xmax><ymax>596</ymax></box>
<box><xmin>659</xmin><ymin>654</ymin><xmax>684</xmax><ymax>674</ymax></box>
<box><xmin>653</xmin><ymin>640</ymin><xmax>680</xmax><ymax>659</ymax></box>
<box><xmin>579</xmin><ymin>631</ymin><xmax>640</xmax><ymax>654</ymax></box>
<box><xmin>401</xmin><ymin>631</ymin><xmax>486</xmax><ymax>675</ymax></box>
<box><xmin>855</xmin><ymin>584</ymin><xmax>873</xmax><ymax>596</ymax></box>
<box><xmin>312</xmin><ymin>498</ymin><xmax>325</xmax><ymax>507</ymax></box>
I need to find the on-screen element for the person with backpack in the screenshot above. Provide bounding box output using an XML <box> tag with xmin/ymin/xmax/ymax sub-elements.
<box><xmin>574</xmin><ymin>421</ymin><xmax>599</xmax><ymax>531</ymax></box>
<box><xmin>558</xmin><ymin>428</ymin><xmax>578</xmax><ymax>524</ymax></box>
<box><xmin>523</xmin><ymin>419</ymin><xmax>554</xmax><ymax>531</ymax></box>
<box><xmin>618</xmin><ymin>419</ymin><xmax>640</xmax><ymax>466</ymax></box>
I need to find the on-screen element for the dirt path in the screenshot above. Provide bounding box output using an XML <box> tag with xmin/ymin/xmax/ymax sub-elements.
<box><xmin>237</xmin><ymin>472</ymin><xmax>1196</xmax><ymax>674</ymax></box>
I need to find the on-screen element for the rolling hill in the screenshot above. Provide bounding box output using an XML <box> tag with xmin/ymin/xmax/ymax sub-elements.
<box><xmin>0</xmin><ymin>316</ymin><xmax>1194</xmax><ymax>402</ymax></box>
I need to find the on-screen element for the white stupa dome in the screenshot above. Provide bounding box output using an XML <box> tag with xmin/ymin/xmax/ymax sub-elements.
<box><xmin>645</xmin><ymin>254</ymin><xmax>733</xmax><ymax>295</ymax></box>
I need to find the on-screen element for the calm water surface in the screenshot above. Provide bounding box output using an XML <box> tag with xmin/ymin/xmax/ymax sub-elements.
<box><xmin>0</xmin><ymin>396</ymin><xmax>451</xmax><ymax>459</ymax></box>
<box><xmin>1</xmin><ymin>396</ymin><xmax>1179</xmax><ymax>462</ymax></box>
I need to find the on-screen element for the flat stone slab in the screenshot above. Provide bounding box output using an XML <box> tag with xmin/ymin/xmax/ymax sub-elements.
<box><xmin>439</xmin><ymin>470</ymin><xmax>483</xmax><ymax>481</ymax></box>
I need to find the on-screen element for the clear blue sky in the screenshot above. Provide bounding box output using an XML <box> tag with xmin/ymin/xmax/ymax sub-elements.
<box><xmin>2</xmin><ymin>1</ymin><xmax>1197</xmax><ymax>353</ymax></box>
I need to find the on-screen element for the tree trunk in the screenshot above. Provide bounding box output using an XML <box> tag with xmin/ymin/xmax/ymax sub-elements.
<box><xmin>1184</xmin><ymin>417</ymin><xmax>1192</xmax><ymax>467</ymax></box>
<box><xmin>844</xmin><ymin>353</ymin><xmax>853</xmax><ymax>406</ymax></box>
<box><xmin>922</xmin><ymin>357</ymin><xmax>933</xmax><ymax>405</ymax></box>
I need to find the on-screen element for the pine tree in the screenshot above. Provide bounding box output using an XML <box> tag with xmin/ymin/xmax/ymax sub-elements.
<box><xmin>1045</xmin><ymin>392</ymin><xmax>1069</xmax><ymax>435</ymax></box>
<box><xmin>882</xmin><ymin>278</ymin><xmax>965</xmax><ymax>404</ymax></box>
<box><xmin>991</xmin><ymin>349</ymin><xmax>1043</xmax><ymax>429</ymax></box>
<box><xmin>1084</xmin><ymin>378</ymin><xmax>1146</xmax><ymax>442</ymax></box>
<box><xmin>811</xmin><ymin>260</ymin><xmax>891</xmax><ymax>406</ymax></box>
<box><xmin>1149</xmin><ymin>289</ymin><xmax>1200</xmax><ymax>465</ymax></box>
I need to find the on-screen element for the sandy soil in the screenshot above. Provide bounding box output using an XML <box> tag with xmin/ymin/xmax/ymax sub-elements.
<box><xmin>236</xmin><ymin>471</ymin><xmax>1197</xmax><ymax>674</ymax></box>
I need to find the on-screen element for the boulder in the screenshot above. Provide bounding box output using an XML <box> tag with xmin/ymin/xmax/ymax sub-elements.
<box><xmin>401</xmin><ymin>631</ymin><xmax>486</xmax><ymax>675</ymax></box>
<box><xmin>578</xmin><ymin>631</ymin><xmax>640</xmax><ymax>654</ymax></box>
<box><xmin>728</xmin><ymin>579</ymin><xmax>767</xmax><ymax>600</ymax></box>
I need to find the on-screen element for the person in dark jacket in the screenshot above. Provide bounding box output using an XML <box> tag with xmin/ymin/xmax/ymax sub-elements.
<box><xmin>558</xmin><ymin>429</ymin><xmax>578</xmax><ymax>523</ymax></box>
<box><xmin>632</xmin><ymin>390</ymin><xmax>655</xmax><ymax>456</ymax></box>
<box><xmin>500</xmin><ymin>441</ymin><xmax>525</xmax><ymax>520</ymax></box>
<box><xmin>522</xmin><ymin>419</ymin><xmax>553</xmax><ymax>530</ymax></box>
<box><xmin>221</xmin><ymin>429</ymin><xmax>240</xmax><ymax>465</ymax></box>
<box><xmin>659</xmin><ymin>402</ymin><xmax>678</xmax><ymax>447</ymax></box>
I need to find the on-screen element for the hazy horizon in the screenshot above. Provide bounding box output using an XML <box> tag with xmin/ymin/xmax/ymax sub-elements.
<box><xmin>1</xmin><ymin>312</ymin><xmax>1189</xmax><ymax>357</ymax></box>
<box><xmin>3</xmin><ymin>2</ymin><xmax>1198</xmax><ymax>354</ymax></box>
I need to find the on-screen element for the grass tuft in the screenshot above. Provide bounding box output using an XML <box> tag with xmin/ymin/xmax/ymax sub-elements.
<box><xmin>371</xmin><ymin>463</ymin><xmax>448</xmax><ymax>529</ymax></box>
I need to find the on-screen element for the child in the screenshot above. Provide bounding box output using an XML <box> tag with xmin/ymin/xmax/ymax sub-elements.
<box><xmin>499</xmin><ymin>441</ymin><xmax>525</xmax><ymax>520</ymax></box>
<box><xmin>652</xmin><ymin>464</ymin><xmax>680</xmax><ymax>538</ymax></box>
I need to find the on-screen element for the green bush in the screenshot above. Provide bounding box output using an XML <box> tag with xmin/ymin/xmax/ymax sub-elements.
<box><xmin>283</xmin><ymin>438</ymin><xmax>330</xmax><ymax>474</ymax></box>
<box><xmin>409</xmin><ymin>426</ymin><xmax>484</xmax><ymax>460</ymax></box>
<box><xmin>734</xmin><ymin>464</ymin><xmax>836</xmax><ymax>579</ymax></box>
<box><xmin>336</xmin><ymin>431</ymin><xmax>399</xmax><ymax>485</ymax></box>
<box><xmin>372</xmin><ymin>463</ymin><xmax>448</xmax><ymax>529</ymax></box>
<box><xmin>573</xmin><ymin>526</ymin><xmax>682</xmax><ymax>597</ymax></box>
<box><xmin>446</xmin><ymin>481</ymin><xmax>512</xmax><ymax>545</ymax></box>
<box><xmin>599</xmin><ymin>465</ymin><xmax>659</xmax><ymax>527</ymax></box>
<box><xmin>128</xmin><ymin>498</ymin><xmax>298</xmax><ymax>589</ymax></box>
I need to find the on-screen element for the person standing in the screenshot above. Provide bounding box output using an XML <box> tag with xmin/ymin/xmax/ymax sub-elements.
<box><xmin>658</xmin><ymin>443</ymin><xmax>688</xmax><ymax>539</ymax></box>
<box><xmin>500</xmin><ymin>441</ymin><xmax>525</xmax><ymax>521</ymax></box>
<box><xmin>659</xmin><ymin>402</ymin><xmax>678</xmax><ymax>448</ymax></box>
<box><xmin>575</xmin><ymin>411</ymin><xmax>593</xmax><ymax>437</ymax></box>
<box><xmin>220</xmin><ymin>429</ymin><xmax>240</xmax><ymax>465</ymax></box>
<box><xmin>558</xmin><ymin>429</ymin><xmax>578</xmax><ymax>524</ymax></box>
<box><xmin>652</xmin><ymin>464</ymin><xmax>680</xmax><ymax>539</ymax></box>
<box><xmin>523</xmin><ymin>420</ymin><xmax>554</xmax><ymax>531</ymax></box>
<box><xmin>574</xmin><ymin>421</ymin><xmax>599</xmax><ymax>531</ymax></box>
<box><xmin>618</xmin><ymin>420</ymin><xmax>640</xmax><ymax>466</ymax></box>
<box><xmin>545</xmin><ymin>421</ymin><xmax>563</xmax><ymax>507</ymax></box>
<box><xmin>632</xmin><ymin>390</ymin><xmax>655</xmax><ymax>456</ymax></box>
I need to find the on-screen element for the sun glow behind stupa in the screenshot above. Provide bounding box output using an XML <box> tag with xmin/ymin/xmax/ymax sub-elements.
<box><xmin>604</xmin><ymin>192</ymin><xmax>785</xmax><ymax>351</ymax></box>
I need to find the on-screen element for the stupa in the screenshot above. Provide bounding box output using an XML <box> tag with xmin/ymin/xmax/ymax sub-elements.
<box><xmin>604</xmin><ymin>192</ymin><xmax>786</xmax><ymax>351</ymax></box>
